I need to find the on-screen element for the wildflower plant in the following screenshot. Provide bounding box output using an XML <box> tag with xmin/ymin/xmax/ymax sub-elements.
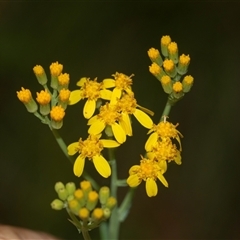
<box><xmin>17</xmin><ymin>35</ymin><xmax>194</xmax><ymax>240</ymax></box>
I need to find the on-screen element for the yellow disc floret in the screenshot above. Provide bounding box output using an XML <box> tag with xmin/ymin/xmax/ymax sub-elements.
<box><xmin>59</xmin><ymin>89</ymin><xmax>70</xmax><ymax>102</ymax></box>
<box><xmin>149</xmin><ymin>63</ymin><xmax>161</xmax><ymax>75</ymax></box>
<box><xmin>167</xmin><ymin>42</ymin><xmax>178</xmax><ymax>54</ymax></box>
<box><xmin>161</xmin><ymin>35</ymin><xmax>171</xmax><ymax>46</ymax></box>
<box><xmin>58</xmin><ymin>73</ymin><xmax>70</xmax><ymax>86</ymax></box>
<box><xmin>112</xmin><ymin>72</ymin><xmax>133</xmax><ymax>91</ymax></box>
<box><xmin>50</xmin><ymin>106</ymin><xmax>65</xmax><ymax>121</ymax></box>
<box><xmin>50</xmin><ymin>61</ymin><xmax>63</xmax><ymax>76</ymax></box>
<box><xmin>78</xmin><ymin>135</ymin><xmax>104</xmax><ymax>159</ymax></box>
<box><xmin>147</xmin><ymin>48</ymin><xmax>160</xmax><ymax>60</ymax></box>
<box><xmin>33</xmin><ymin>65</ymin><xmax>44</xmax><ymax>76</ymax></box>
<box><xmin>173</xmin><ymin>82</ymin><xmax>183</xmax><ymax>92</ymax></box>
<box><xmin>36</xmin><ymin>90</ymin><xmax>51</xmax><ymax>105</ymax></box>
<box><xmin>17</xmin><ymin>87</ymin><xmax>32</xmax><ymax>103</ymax></box>
<box><xmin>179</xmin><ymin>54</ymin><xmax>190</xmax><ymax>66</ymax></box>
<box><xmin>163</xmin><ymin>59</ymin><xmax>174</xmax><ymax>72</ymax></box>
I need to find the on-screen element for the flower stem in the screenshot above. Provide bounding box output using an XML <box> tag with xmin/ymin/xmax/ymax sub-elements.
<box><xmin>108</xmin><ymin>148</ymin><xmax>120</xmax><ymax>240</ymax></box>
<box><xmin>159</xmin><ymin>97</ymin><xmax>173</xmax><ymax>122</ymax></box>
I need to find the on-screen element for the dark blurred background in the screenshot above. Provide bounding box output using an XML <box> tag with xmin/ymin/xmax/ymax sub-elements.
<box><xmin>1</xmin><ymin>1</ymin><xmax>240</xmax><ymax>240</ymax></box>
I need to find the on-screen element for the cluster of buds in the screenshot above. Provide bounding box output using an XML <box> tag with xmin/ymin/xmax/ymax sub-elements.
<box><xmin>51</xmin><ymin>180</ymin><xmax>117</xmax><ymax>232</ymax></box>
<box><xmin>16</xmin><ymin>62</ymin><xmax>70</xmax><ymax>129</ymax></box>
<box><xmin>148</xmin><ymin>35</ymin><xmax>194</xmax><ymax>102</ymax></box>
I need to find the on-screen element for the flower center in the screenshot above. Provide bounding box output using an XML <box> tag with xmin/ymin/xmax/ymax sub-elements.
<box><xmin>117</xmin><ymin>93</ymin><xmax>137</xmax><ymax>114</ymax></box>
<box><xmin>98</xmin><ymin>103</ymin><xmax>120</xmax><ymax>125</ymax></box>
<box><xmin>112</xmin><ymin>72</ymin><xmax>133</xmax><ymax>90</ymax></box>
<box><xmin>138</xmin><ymin>158</ymin><xmax>160</xmax><ymax>181</ymax></box>
<box><xmin>78</xmin><ymin>135</ymin><xmax>103</xmax><ymax>159</ymax></box>
<box><xmin>82</xmin><ymin>80</ymin><xmax>102</xmax><ymax>100</ymax></box>
<box><xmin>154</xmin><ymin>121</ymin><xmax>179</xmax><ymax>138</ymax></box>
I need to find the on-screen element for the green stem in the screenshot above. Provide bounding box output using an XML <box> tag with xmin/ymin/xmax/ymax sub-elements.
<box><xmin>99</xmin><ymin>222</ymin><xmax>109</xmax><ymax>240</ymax></box>
<box><xmin>108</xmin><ymin>148</ymin><xmax>120</xmax><ymax>240</ymax></box>
<box><xmin>81</xmin><ymin>226</ymin><xmax>92</xmax><ymax>240</ymax></box>
<box><xmin>159</xmin><ymin>97</ymin><xmax>173</xmax><ymax>122</ymax></box>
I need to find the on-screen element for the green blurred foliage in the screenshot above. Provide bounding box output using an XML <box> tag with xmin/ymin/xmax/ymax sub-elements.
<box><xmin>1</xmin><ymin>2</ymin><xmax>240</xmax><ymax>239</ymax></box>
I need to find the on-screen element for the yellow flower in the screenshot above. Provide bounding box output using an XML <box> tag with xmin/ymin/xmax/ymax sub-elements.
<box><xmin>69</xmin><ymin>77</ymin><xmax>112</xmax><ymax>119</ymax></box>
<box><xmin>147</xmin><ymin>138</ymin><xmax>182</xmax><ymax>165</ymax></box>
<box><xmin>58</xmin><ymin>73</ymin><xmax>70</xmax><ymax>89</ymax></box>
<box><xmin>127</xmin><ymin>156</ymin><xmax>168</xmax><ymax>197</ymax></box>
<box><xmin>87</xmin><ymin>103</ymin><xmax>126</xmax><ymax>144</ymax></box>
<box><xmin>146</xmin><ymin>120</ymin><xmax>183</xmax><ymax>152</ymax></box>
<box><xmin>103</xmin><ymin>72</ymin><xmax>133</xmax><ymax>104</ymax></box>
<box><xmin>67</xmin><ymin>134</ymin><xmax>120</xmax><ymax>178</ymax></box>
<box><xmin>59</xmin><ymin>89</ymin><xmax>71</xmax><ymax>102</ymax></box>
<box><xmin>36</xmin><ymin>90</ymin><xmax>51</xmax><ymax>105</ymax></box>
<box><xmin>116</xmin><ymin>93</ymin><xmax>154</xmax><ymax>136</ymax></box>
<box><xmin>50</xmin><ymin>61</ymin><xmax>63</xmax><ymax>76</ymax></box>
<box><xmin>16</xmin><ymin>87</ymin><xmax>38</xmax><ymax>113</ymax></box>
<box><xmin>33</xmin><ymin>65</ymin><xmax>47</xmax><ymax>85</ymax></box>
<box><xmin>161</xmin><ymin>35</ymin><xmax>171</xmax><ymax>57</ymax></box>
<box><xmin>50</xmin><ymin>106</ymin><xmax>65</xmax><ymax>121</ymax></box>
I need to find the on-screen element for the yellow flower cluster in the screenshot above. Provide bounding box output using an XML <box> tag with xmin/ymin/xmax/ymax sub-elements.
<box><xmin>127</xmin><ymin>118</ymin><xmax>183</xmax><ymax>197</ymax></box>
<box><xmin>51</xmin><ymin>181</ymin><xmax>117</xmax><ymax>231</ymax></box>
<box><xmin>148</xmin><ymin>35</ymin><xmax>194</xmax><ymax>99</ymax></box>
<box><xmin>17</xmin><ymin>62</ymin><xmax>71</xmax><ymax>129</ymax></box>
<box><xmin>68</xmin><ymin>72</ymin><xmax>154</xmax><ymax>178</ymax></box>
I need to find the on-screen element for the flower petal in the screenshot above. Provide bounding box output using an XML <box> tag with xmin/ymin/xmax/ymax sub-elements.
<box><xmin>69</xmin><ymin>90</ymin><xmax>81</xmax><ymax>105</ymax></box>
<box><xmin>146</xmin><ymin>178</ymin><xmax>158</xmax><ymax>197</ymax></box>
<box><xmin>93</xmin><ymin>155</ymin><xmax>111</xmax><ymax>178</ymax></box>
<box><xmin>88</xmin><ymin>119</ymin><xmax>106</xmax><ymax>135</ymax></box>
<box><xmin>87</xmin><ymin>115</ymin><xmax>98</xmax><ymax>125</ymax></box>
<box><xmin>83</xmin><ymin>99</ymin><xmax>96</xmax><ymax>119</ymax></box>
<box><xmin>73</xmin><ymin>155</ymin><xmax>85</xmax><ymax>177</ymax></box>
<box><xmin>174</xmin><ymin>151</ymin><xmax>182</xmax><ymax>165</ymax></box>
<box><xmin>67</xmin><ymin>142</ymin><xmax>79</xmax><ymax>155</ymax></box>
<box><xmin>129</xmin><ymin>165</ymin><xmax>140</xmax><ymax>175</ymax></box>
<box><xmin>133</xmin><ymin>109</ymin><xmax>153</xmax><ymax>129</ymax></box>
<box><xmin>100</xmin><ymin>89</ymin><xmax>112</xmax><ymax>100</ymax></box>
<box><xmin>157</xmin><ymin>172</ymin><xmax>169</xmax><ymax>188</ymax></box>
<box><xmin>145</xmin><ymin>132</ymin><xmax>158</xmax><ymax>152</ymax></box>
<box><xmin>120</xmin><ymin>112</ymin><xmax>132</xmax><ymax>136</ymax></box>
<box><xmin>102</xmin><ymin>78</ymin><xmax>115</xmax><ymax>88</ymax></box>
<box><xmin>111</xmin><ymin>122</ymin><xmax>126</xmax><ymax>144</ymax></box>
<box><xmin>127</xmin><ymin>174</ymin><xmax>141</xmax><ymax>187</ymax></box>
<box><xmin>110</xmin><ymin>88</ymin><xmax>121</xmax><ymax>105</ymax></box>
<box><xmin>100</xmin><ymin>139</ymin><xmax>120</xmax><ymax>148</ymax></box>
<box><xmin>76</xmin><ymin>77</ymin><xmax>87</xmax><ymax>87</ymax></box>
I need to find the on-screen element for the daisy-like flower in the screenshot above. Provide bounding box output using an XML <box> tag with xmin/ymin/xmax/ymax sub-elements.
<box><xmin>103</xmin><ymin>72</ymin><xmax>133</xmax><ymax>104</ymax></box>
<box><xmin>116</xmin><ymin>93</ymin><xmax>154</xmax><ymax>136</ymax></box>
<box><xmin>87</xmin><ymin>103</ymin><xmax>126</xmax><ymax>144</ymax></box>
<box><xmin>69</xmin><ymin>77</ymin><xmax>112</xmax><ymax>119</ymax></box>
<box><xmin>146</xmin><ymin>137</ymin><xmax>182</xmax><ymax>165</ymax></box>
<box><xmin>145</xmin><ymin>120</ymin><xmax>183</xmax><ymax>152</ymax></box>
<box><xmin>67</xmin><ymin>134</ymin><xmax>120</xmax><ymax>178</ymax></box>
<box><xmin>127</xmin><ymin>156</ymin><xmax>168</xmax><ymax>197</ymax></box>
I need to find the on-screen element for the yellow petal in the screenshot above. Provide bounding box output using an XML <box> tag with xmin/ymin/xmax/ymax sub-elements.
<box><xmin>93</xmin><ymin>155</ymin><xmax>111</xmax><ymax>178</ymax></box>
<box><xmin>174</xmin><ymin>151</ymin><xmax>182</xmax><ymax>165</ymax></box>
<box><xmin>87</xmin><ymin>115</ymin><xmax>98</xmax><ymax>125</ymax></box>
<box><xmin>100</xmin><ymin>139</ymin><xmax>120</xmax><ymax>148</ymax></box>
<box><xmin>76</xmin><ymin>77</ymin><xmax>87</xmax><ymax>87</ymax></box>
<box><xmin>137</xmin><ymin>104</ymin><xmax>154</xmax><ymax>116</ymax></box>
<box><xmin>120</xmin><ymin>112</ymin><xmax>132</xmax><ymax>136</ymax></box>
<box><xmin>110</xmin><ymin>88</ymin><xmax>121</xmax><ymax>105</ymax></box>
<box><xmin>127</xmin><ymin>174</ymin><xmax>141</xmax><ymax>187</ymax></box>
<box><xmin>129</xmin><ymin>165</ymin><xmax>140</xmax><ymax>175</ymax></box>
<box><xmin>83</xmin><ymin>99</ymin><xmax>96</xmax><ymax>119</ymax></box>
<box><xmin>159</xmin><ymin>160</ymin><xmax>168</xmax><ymax>173</ymax></box>
<box><xmin>88</xmin><ymin>119</ymin><xmax>106</xmax><ymax>135</ymax></box>
<box><xmin>69</xmin><ymin>90</ymin><xmax>82</xmax><ymax>105</ymax></box>
<box><xmin>145</xmin><ymin>132</ymin><xmax>158</xmax><ymax>152</ymax></box>
<box><xmin>67</xmin><ymin>142</ymin><xmax>79</xmax><ymax>155</ymax></box>
<box><xmin>100</xmin><ymin>89</ymin><xmax>112</xmax><ymax>100</ymax></box>
<box><xmin>133</xmin><ymin>109</ymin><xmax>153</xmax><ymax>129</ymax></box>
<box><xmin>102</xmin><ymin>78</ymin><xmax>115</xmax><ymax>88</ymax></box>
<box><xmin>73</xmin><ymin>155</ymin><xmax>85</xmax><ymax>177</ymax></box>
<box><xmin>146</xmin><ymin>178</ymin><xmax>158</xmax><ymax>197</ymax></box>
<box><xmin>111</xmin><ymin>122</ymin><xmax>126</xmax><ymax>144</ymax></box>
<box><xmin>157</xmin><ymin>172</ymin><xmax>168</xmax><ymax>188</ymax></box>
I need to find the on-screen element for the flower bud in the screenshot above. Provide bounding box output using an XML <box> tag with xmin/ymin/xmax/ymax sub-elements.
<box><xmin>66</xmin><ymin>182</ymin><xmax>76</xmax><ymax>196</ymax></box>
<box><xmin>51</xmin><ymin>199</ymin><xmax>64</xmax><ymax>210</ymax></box>
<box><xmin>99</xmin><ymin>186</ymin><xmax>110</xmax><ymax>205</ymax></box>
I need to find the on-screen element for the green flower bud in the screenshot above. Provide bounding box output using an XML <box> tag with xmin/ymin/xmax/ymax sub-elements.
<box><xmin>68</xmin><ymin>199</ymin><xmax>81</xmax><ymax>215</ymax></box>
<box><xmin>51</xmin><ymin>199</ymin><xmax>64</xmax><ymax>210</ymax></box>
<box><xmin>66</xmin><ymin>182</ymin><xmax>76</xmax><ymax>196</ymax></box>
<box><xmin>99</xmin><ymin>186</ymin><xmax>110</xmax><ymax>205</ymax></box>
<box><xmin>182</xmin><ymin>75</ymin><xmax>194</xmax><ymax>93</ymax></box>
<box><xmin>80</xmin><ymin>181</ymin><xmax>92</xmax><ymax>200</ymax></box>
<box><xmin>86</xmin><ymin>191</ymin><xmax>98</xmax><ymax>211</ymax></box>
<box><xmin>160</xmin><ymin>76</ymin><xmax>173</xmax><ymax>94</ymax></box>
<box><xmin>103</xmin><ymin>207</ymin><xmax>111</xmax><ymax>219</ymax></box>
<box><xmin>57</xmin><ymin>187</ymin><xmax>69</xmax><ymax>201</ymax></box>
<box><xmin>105</xmin><ymin>197</ymin><xmax>117</xmax><ymax>210</ymax></box>
<box><xmin>79</xmin><ymin>207</ymin><xmax>90</xmax><ymax>221</ymax></box>
<box><xmin>54</xmin><ymin>182</ymin><xmax>65</xmax><ymax>193</ymax></box>
<box><xmin>33</xmin><ymin>65</ymin><xmax>48</xmax><ymax>85</ymax></box>
<box><xmin>91</xmin><ymin>208</ymin><xmax>104</xmax><ymax>222</ymax></box>
<box><xmin>74</xmin><ymin>189</ymin><xmax>86</xmax><ymax>207</ymax></box>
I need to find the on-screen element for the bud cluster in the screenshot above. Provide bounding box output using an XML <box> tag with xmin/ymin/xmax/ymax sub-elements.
<box><xmin>16</xmin><ymin>62</ymin><xmax>71</xmax><ymax>129</ymax></box>
<box><xmin>148</xmin><ymin>35</ymin><xmax>194</xmax><ymax>101</ymax></box>
<box><xmin>51</xmin><ymin>180</ymin><xmax>117</xmax><ymax>231</ymax></box>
